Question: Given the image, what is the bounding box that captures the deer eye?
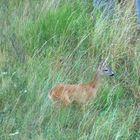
[104,69,108,71]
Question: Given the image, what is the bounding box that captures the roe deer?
[48,60,114,106]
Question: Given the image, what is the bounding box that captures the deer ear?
[97,57,108,68]
[100,60,106,66]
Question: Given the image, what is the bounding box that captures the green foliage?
[21,2,92,55]
[0,0,140,140]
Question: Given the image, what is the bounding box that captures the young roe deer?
[48,60,114,106]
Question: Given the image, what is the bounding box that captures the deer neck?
[89,71,102,89]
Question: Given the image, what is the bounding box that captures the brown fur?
[48,71,102,106]
[48,60,114,107]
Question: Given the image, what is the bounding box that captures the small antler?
[103,56,109,65]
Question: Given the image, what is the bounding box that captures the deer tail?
[48,90,53,100]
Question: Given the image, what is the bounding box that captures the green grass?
[0,0,140,139]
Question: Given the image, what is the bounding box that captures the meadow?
[0,0,140,139]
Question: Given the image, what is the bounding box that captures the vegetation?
[0,0,139,139]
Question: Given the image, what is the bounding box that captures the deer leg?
[63,96,71,106]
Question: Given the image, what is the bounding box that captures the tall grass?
[0,0,140,139]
